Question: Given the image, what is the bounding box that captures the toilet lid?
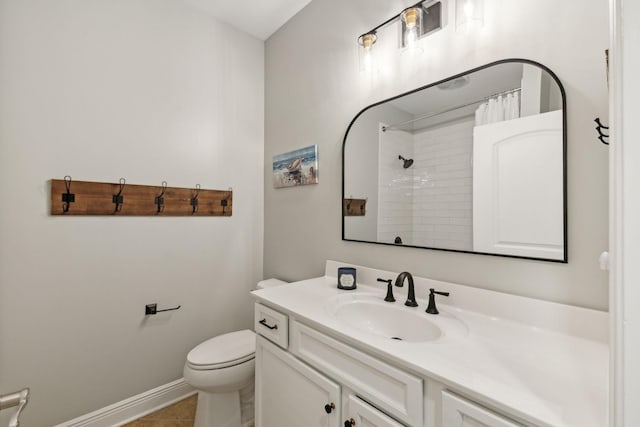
[187,329,256,370]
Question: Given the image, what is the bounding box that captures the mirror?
[343,59,567,262]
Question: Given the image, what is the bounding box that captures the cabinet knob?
[344,418,356,426]
[324,402,335,413]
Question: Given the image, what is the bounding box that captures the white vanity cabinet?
[254,303,417,427]
[289,320,423,426]
[255,333,410,427]
[252,264,608,427]
[255,335,341,427]
[254,302,529,427]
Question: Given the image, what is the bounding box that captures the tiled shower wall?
[378,119,474,250]
[412,119,474,251]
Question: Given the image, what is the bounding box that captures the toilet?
[184,279,287,427]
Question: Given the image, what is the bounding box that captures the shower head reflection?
[398,155,414,169]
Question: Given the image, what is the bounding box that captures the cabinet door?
[345,394,405,427]
[256,336,340,427]
[290,321,423,426]
[442,391,522,427]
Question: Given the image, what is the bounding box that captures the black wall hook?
[61,175,75,213]
[221,187,231,215]
[595,117,609,145]
[155,181,167,213]
[112,178,126,212]
[190,184,200,214]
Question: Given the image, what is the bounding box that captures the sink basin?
[326,293,468,342]
[332,300,441,342]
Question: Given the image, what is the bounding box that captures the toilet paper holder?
[145,303,181,315]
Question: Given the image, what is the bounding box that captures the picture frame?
[273,144,319,188]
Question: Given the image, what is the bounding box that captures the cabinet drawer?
[291,321,422,426]
[442,391,523,427]
[345,394,405,427]
[254,303,288,349]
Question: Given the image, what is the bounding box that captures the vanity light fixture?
[455,0,484,31]
[400,7,423,52]
[357,1,442,72]
[358,32,377,73]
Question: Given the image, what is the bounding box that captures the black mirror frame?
[341,58,568,263]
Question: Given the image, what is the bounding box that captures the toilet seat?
[186,329,255,370]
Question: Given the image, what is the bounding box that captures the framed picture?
[273,144,319,188]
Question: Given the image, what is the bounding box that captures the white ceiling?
[182,0,312,40]
[390,63,525,116]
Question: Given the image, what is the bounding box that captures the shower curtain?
[474,89,521,126]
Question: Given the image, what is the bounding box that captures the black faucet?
[395,272,418,307]
[426,288,450,315]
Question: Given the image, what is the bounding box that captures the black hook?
[595,117,609,145]
[221,187,231,215]
[61,175,75,213]
[113,178,126,212]
[190,184,200,214]
[155,181,167,213]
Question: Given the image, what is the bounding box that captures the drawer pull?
[259,318,278,330]
[324,402,335,413]
[344,418,356,426]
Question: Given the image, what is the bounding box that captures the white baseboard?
[54,378,196,427]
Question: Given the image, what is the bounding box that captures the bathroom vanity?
[251,261,607,427]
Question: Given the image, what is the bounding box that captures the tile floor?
[121,394,196,427]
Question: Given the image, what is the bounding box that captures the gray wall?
[0,1,264,425]
[264,0,609,310]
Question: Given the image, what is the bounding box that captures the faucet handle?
[377,278,395,302]
[426,288,449,315]
[432,289,450,297]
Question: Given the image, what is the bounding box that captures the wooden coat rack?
[343,198,366,216]
[50,177,232,216]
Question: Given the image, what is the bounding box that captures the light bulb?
[404,26,418,48]
[358,33,377,73]
[362,46,372,71]
[401,8,423,53]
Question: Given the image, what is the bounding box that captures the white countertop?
[252,261,608,427]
